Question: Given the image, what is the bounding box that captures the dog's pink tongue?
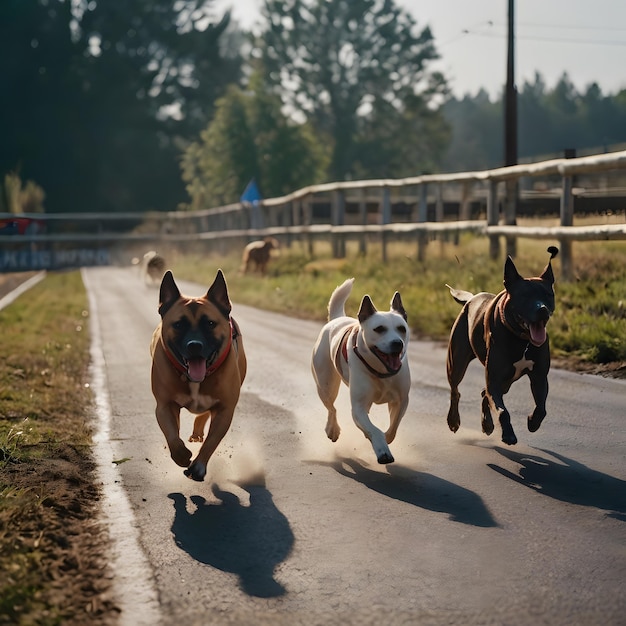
[529,322,547,347]
[386,354,403,372]
[187,358,207,382]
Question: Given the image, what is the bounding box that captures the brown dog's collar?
[162,319,235,381]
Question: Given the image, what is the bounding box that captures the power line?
[448,28,626,48]
[440,19,626,48]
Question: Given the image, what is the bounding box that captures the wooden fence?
[1,150,625,278]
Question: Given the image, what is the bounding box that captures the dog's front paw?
[447,414,460,433]
[188,433,204,443]
[325,422,341,442]
[501,431,518,446]
[377,452,395,464]
[528,409,546,432]
[184,460,206,482]
[170,441,193,467]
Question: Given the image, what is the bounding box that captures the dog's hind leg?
[320,374,342,442]
[446,312,474,433]
[189,411,211,442]
[312,347,343,441]
[480,389,495,435]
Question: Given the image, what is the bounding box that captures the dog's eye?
[172,319,187,331]
[397,326,407,335]
[373,325,386,334]
[202,318,217,330]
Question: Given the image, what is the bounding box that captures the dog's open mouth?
[528,320,548,347]
[371,347,403,373]
[185,357,207,382]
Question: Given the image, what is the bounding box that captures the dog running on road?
[140,250,167,285]
[445,246,559,445]
[150,270,246,481]
[311,278,411,464]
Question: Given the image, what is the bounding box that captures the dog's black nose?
[186,340,205,356]
[390,339,404,354]
[535,303,551,322]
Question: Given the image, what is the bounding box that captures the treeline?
[443,73,626,172]
[2,0,626,215]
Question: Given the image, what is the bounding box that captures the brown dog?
[446,247,558,445]
[240,237,280,274]
[150,270,246,481]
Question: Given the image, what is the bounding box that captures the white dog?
[311,278,411,464]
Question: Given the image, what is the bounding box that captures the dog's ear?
[390,292,408,322]
[158,271,181,317]
[206,269,232,318]
[358,295,377,322]
[540,246,559,284]
[503,256,523,290]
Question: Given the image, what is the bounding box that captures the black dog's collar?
[495,293,531,342]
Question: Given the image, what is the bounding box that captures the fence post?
[435,184,444,222]
[303,195,314,256]
[560,174,574,280]
[417,183,428,261]
[504,179,517,257]
[418,183,428,222]
[487,180,500,259]
[331,190,346,258]
[381,186,391,262]
[358,188,367,255]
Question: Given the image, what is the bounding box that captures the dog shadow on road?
[308,457,497,528]
[168,485,294,598]
[488,447,626,522]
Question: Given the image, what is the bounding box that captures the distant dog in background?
[445,246,559,446]
[139,251,167,285]
[240,237,280,275]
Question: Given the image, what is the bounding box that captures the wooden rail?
[1,149,625,277]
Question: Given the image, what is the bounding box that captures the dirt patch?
[1,445,120,625]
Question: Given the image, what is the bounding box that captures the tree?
[256,0,448,181]
[0,0,243,213]
[442,90,502,171]
[181,72,329,209]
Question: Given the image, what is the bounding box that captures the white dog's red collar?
[335,326,401,379]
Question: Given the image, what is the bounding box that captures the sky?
[215,0,626,99]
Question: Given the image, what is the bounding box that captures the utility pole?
[503,0,517,256]
[505,0,517,167]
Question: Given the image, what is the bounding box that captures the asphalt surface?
[83,266,626,626]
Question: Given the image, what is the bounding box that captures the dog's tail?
[328,278,355,320]
[446,283,475,305]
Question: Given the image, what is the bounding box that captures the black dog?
[445,247,559,445]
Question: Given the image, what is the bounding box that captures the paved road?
[83,266,626,626]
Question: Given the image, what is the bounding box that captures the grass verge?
[169,234,626,374]
[0,271,117,626]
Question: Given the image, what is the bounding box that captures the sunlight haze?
[216,0,626,99]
